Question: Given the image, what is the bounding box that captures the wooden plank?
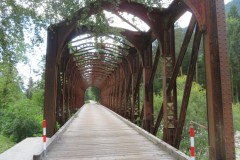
[46,103,188,160]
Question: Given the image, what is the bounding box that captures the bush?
[176,76,208,158]
[0,99,42,142]
[0,135,15,153]
[153,76,208,158]
[233,103,240,132]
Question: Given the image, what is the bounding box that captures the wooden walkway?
[45,103,189,160]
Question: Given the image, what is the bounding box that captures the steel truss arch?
[44,1,235,159]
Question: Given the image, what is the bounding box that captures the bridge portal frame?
[44,0,235,159]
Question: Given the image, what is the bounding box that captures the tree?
[227,5,240,102]
[26,77,34,99]
[85,87,100,102]
[0,0,45,105]
[0,98,42,142]
[0,0,46,146]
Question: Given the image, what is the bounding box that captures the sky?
[178,0,232,28]
[17,0,233,87]
[225,0,232,3]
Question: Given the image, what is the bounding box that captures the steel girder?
[44,0,235,159]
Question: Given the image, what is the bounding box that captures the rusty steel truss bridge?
[43,0,236,159]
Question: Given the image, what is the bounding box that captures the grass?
[0,134,15,154]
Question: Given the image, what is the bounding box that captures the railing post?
[43,120,47,159]
[190,126,195,160]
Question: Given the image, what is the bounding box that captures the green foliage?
[153,93,162,118]
[0,0,45,141]
[0,98,42,142]
[233,103,240,132]
[175,25,205,85]
[0,84,23,108]
[0,66,24,108]
[225,0,240,14]
[0,71,43,145]
[44,0,164,23]
[153,76,208,158]
[0,0,45,64]
[0,135,15,153]
[85,86,100,102]
[85,100,90,103]
[227,6,240,102]
[152,40,162,94]
[176,76,208,158]
[31,89,44,107]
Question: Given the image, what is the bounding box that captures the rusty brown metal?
[143,42,154,133]
[162,26,177,145]
[204,0,235,159]
[44,0,235,159]
[44,29,58,136]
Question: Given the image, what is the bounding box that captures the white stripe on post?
[190,137,194,147]
[190,126,195,160]
[43,128,46,136]
[43,120,47,158]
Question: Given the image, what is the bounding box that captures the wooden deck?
[46,103,189,160]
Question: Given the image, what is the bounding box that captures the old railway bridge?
[42,0,236,159]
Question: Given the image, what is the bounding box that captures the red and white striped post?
[43,120,47,158]
[190,126,195,160]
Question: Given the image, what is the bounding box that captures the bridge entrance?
[43,0,236,159]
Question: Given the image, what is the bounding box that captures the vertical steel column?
[119,67,124,116]
[204,0,235,159]
[107,80,111,108]
[162,26,177,145]
[143,43,153,133]
[56,65,62,125]
[113,74,117,112]
[44,29,58,137]
[110,78,114,110]
[124,70,131,118]
[123,63,129,118]
[67,62,75,117]
[107,81,110,107]
[62,55,74,124]
[59,53,69,125]
[134,66,142,122]
[131,61,136,122]
[116,68,121,114]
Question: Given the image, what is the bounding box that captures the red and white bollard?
[43,120,47,158]
[190,126,195,160]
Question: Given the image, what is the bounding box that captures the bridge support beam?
[143,43,154,133]
[204,0,235,159]
[162,26,177,145]
[43,1,236,159]
[44,29,58,137]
